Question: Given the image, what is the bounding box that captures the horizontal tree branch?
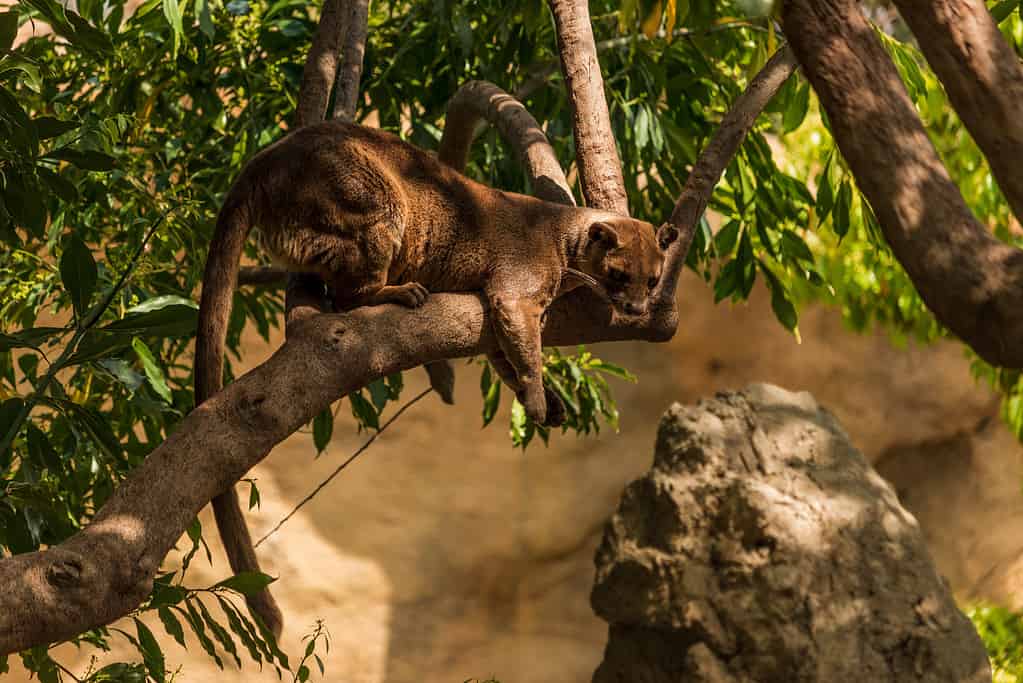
[892,0,1023,222]
[782,0,1023,368]
[0,35,794,655]
[438,80,575,206]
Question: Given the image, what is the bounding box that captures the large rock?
[591,384,991,683]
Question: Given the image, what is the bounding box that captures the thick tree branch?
[547,0,629,213]
[438,80,576,206]
[654,46,798,309]
[782,0,1023,369]
[0,22,796,655]
[330,0,369,121]
[892,0,1023,222]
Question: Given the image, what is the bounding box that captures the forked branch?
[782,0,1023,368]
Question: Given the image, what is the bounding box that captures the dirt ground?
[8,272,1021,682]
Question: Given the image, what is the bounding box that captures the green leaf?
[162,0,183,56]
[0,326,63,352]
[367,378,390,412]
[196,597,242,668]
[217,597,263,665]
[37,166,78,203]
[783,81,810,133]
[759,261,800,336]
[34,116,79,140]
[134,618,166,683]
[46,398,122,460]
[312,406,333,454]
[349,390,379,431]
[833,181,852,239]
[480,363,501,427]
[0,12,17,52]
[214,571,277,596]
[102,304,198,337]
[247,479,260,510]
[158,607,186,648]
[714,220,741,256]
[0,397,25,451]
[780,230,814,264]
[60,236,98,320]
[0,54,42,92]
[178,602,224,669]
[991,0,1019,23]
[44,147,116,171]
[26,424,61,472]
[128,295,198,314]
[132,337,173,403]
[0,86,38,154]
[196,0,215,38]
[67,330,132,365]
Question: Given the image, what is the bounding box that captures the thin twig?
[254,388,432,547]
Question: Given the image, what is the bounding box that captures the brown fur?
[194,120,677,635]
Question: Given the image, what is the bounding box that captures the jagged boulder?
[591,384,991,683]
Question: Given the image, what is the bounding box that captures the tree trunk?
[782,0,1023,369]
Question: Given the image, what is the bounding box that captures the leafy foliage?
[969,604,1023,681]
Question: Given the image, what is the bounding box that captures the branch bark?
[330,0,369,121]
[781,0,1023,368]
[0,32,794,656]
[438,80,575,206]
[654,46,798,309]
[891,0,1023,222]
[295,0,346,128]
[547,0,628,213]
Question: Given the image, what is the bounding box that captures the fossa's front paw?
[391,282,429,307]
[520,385,548,426]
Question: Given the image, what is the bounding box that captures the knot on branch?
[46,557,83,588]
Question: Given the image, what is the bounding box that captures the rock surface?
[592,384,991,683]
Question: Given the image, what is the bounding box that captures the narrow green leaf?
[196,0,215,37]
[132,337,173,403]
[60,237,98,319]
[367,378,390,412]
[312,406,333,454]
[214,571,277,596]
[196,597,242,668]
[158,607,186,648]
[217,597,263,665]
[37,166,78,203]
[67,330,132,365]
[0,326,63,352]
[134,618,166,683]
[349,391,379,431]
[102,304,198,337]
[33,116,79,140]
[178,602,224,668]
[991,0,1019,23]
[162,0,183,56]
[247,479,261,510]
[0,11,17,51]
[833,181,852,239]
[783,81,810,134]
[44,147,116,171]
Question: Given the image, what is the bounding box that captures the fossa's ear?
[656,223,679,251]
[588,222,620,249]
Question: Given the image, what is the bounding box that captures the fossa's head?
[580,216,678,317]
